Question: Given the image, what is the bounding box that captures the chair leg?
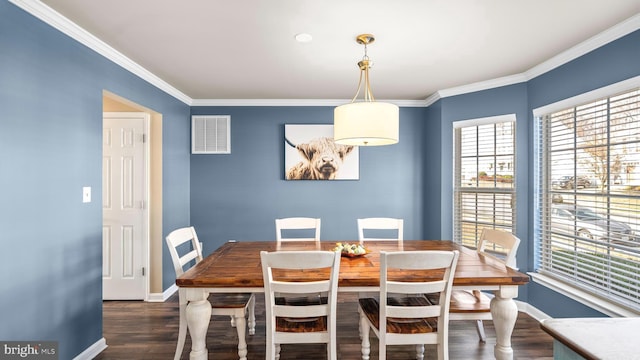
[476,319,487,343]
[234,314,248,360]
[416,344,424,360]
[248,294,256,335]
[437,342,446,360]
[275,344,281,360]
[230,315,236,327]
[359,313,370,360]
[266,327,275,360]
[379,337,386,360]
[329,338,337,360]
[174,303,187,360]
[357,307,363,339]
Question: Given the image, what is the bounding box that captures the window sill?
[528,272,639,317]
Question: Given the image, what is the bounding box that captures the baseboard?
[523,303,553,322]
[73,337,107,360]
[147,292,165,302]
[147,284,178,302]
[516,300,552,322]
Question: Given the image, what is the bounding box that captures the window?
[454,115,516,251]
[535,84,640,312]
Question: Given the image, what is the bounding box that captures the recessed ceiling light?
[295,33,313,43]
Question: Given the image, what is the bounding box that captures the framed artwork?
[284,124,359,180]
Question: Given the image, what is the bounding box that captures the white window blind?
[535,87,640,311]
[454,115,516,250]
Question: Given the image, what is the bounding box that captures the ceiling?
[37,0,640,102]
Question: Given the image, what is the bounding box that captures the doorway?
[102,92,163,301]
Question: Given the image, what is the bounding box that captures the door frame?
[103,111,151,300]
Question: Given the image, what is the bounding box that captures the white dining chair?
[275,217,321,248]
[448,228,520,342]
[357,217,404,245]
[274,217,325,306]
[260,250,341,360]
[359,250,459,360]
[356,217,404,311]
[166,227,256,360]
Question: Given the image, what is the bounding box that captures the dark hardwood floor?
[95,293,554,359]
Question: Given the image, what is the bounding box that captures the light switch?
[83,186,91,203]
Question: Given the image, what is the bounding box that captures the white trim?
[532,75,640,117]
[189,12,639,104]
[9,0,640,107]
[9,2,639,106]
[517,300,552,322]
[192,98,344,107]
[9,0,192,105]
[147,293,164,302]
[529,272,640,317]
[437,13,640,100]
[452,113,517,128]
[438,74,528,99]
[165,284,179,300]
[143,115,151,301]
[190,98,427,107]
[424,92,441,107]
[72,338,107,360]
[525,13,640,81]
[148,284,178,302]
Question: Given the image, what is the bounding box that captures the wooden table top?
[176,240,530,289]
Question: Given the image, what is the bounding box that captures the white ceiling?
[34,0,640,102]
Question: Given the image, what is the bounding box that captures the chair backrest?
[379,250,459,343]
[166,226,203,277]
[357,217,403,244]
[275,217,321,246]
[477,228,520,269]
[260,250,340,343]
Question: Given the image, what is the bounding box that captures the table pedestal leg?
[186,289,211,360]
[490,286,518,360]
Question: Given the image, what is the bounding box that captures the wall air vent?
[191,115,230,154]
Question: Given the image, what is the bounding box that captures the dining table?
[176,240,530,360]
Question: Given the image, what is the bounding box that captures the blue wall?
[189,106,430,255]
[0,2,191,359]
[423,101,443,239]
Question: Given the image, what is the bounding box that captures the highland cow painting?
[284,124,359,180]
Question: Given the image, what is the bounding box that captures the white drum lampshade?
[334,102,399,146]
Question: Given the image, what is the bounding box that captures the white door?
[103,112,149,300]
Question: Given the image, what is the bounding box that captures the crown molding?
[190,98,427,107]
[524,12,640,81]
[423,92,442,107]
[437,74,528,99]
[9,0,193,105]
[428,12,640,103]
[192,99,347,107]
[11,1,639,108]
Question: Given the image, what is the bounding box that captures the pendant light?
[334,34,399,146]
